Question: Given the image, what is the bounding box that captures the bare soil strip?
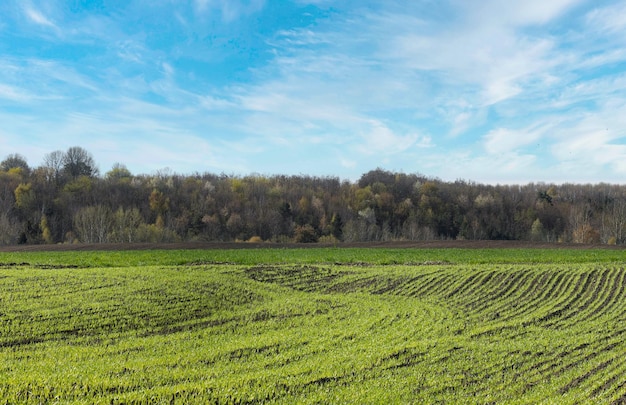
[2,240,626,252]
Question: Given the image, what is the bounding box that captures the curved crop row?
[244,263,626,403]
[3,257,626,404]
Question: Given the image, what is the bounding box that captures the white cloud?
[116,40,146,64]
[31,60,99,92]
[388,15,563,107]
[483,123,551,155]
[23,4,56,28]
[199,95,236,110]
[0,84,36,102]
[547,98,626,178]
[204,1,596,178]
[194,0,265,22]
[461,0,583,27]
[162,62,175,77]
[415,148,540,184]
[5,0,626,184]
[356,120,430,156]
[274,28,332,47]
[339,156,357,169]
[0,97,248,175]
[585,2,626,34]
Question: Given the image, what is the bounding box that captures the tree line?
[1,147,626,245]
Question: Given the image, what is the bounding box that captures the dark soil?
[0,240,624,252]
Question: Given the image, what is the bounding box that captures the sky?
[1,0,626,184]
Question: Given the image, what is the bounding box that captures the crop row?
[243,263,626,403]
[2,260,626,403]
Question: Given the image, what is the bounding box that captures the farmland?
[1,246,626,403]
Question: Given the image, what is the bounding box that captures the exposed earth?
[1,240,624,252]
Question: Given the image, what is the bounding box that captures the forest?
[1,146,626,245]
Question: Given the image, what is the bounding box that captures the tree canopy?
[1,149,625,245]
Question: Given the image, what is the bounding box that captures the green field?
[2,247,626,404]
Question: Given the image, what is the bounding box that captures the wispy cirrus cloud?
[551,99,626,169]
[22,3,57,28]
[483,126,544,156]
[0,83,39,103]
[3,0,626,183]
[180,0,626,180]
[585,2,626,34]
[384,2,578,108]
[194,0,265,21]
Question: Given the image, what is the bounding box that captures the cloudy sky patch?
[0,0,625,183]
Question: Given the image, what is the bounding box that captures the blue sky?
[1,0,626,183]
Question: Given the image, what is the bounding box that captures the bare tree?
[63,146,99,179]
[604,193,626,244]
[73,205,113,243]
[42,150,65,184]
[110,207,143,243]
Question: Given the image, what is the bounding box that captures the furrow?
[392,273,432,298]
[530,335,626,388]
[588,268,626,323]
[589,354,626,401]
[546,268,607,327]
[464,269,528,315]
[414,273,456,297]
[608,268,626,321]
[528,272,587,326]
[482,270,539,321]
[498,270,559,323]
[459,271,506,313]
[443,269,488,299]
[565,267,622,325]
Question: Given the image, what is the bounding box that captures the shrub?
[294,225,318,243]
[318,235,339,244]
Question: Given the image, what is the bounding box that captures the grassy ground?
[1,248,626,403]
[1,245,625,267]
